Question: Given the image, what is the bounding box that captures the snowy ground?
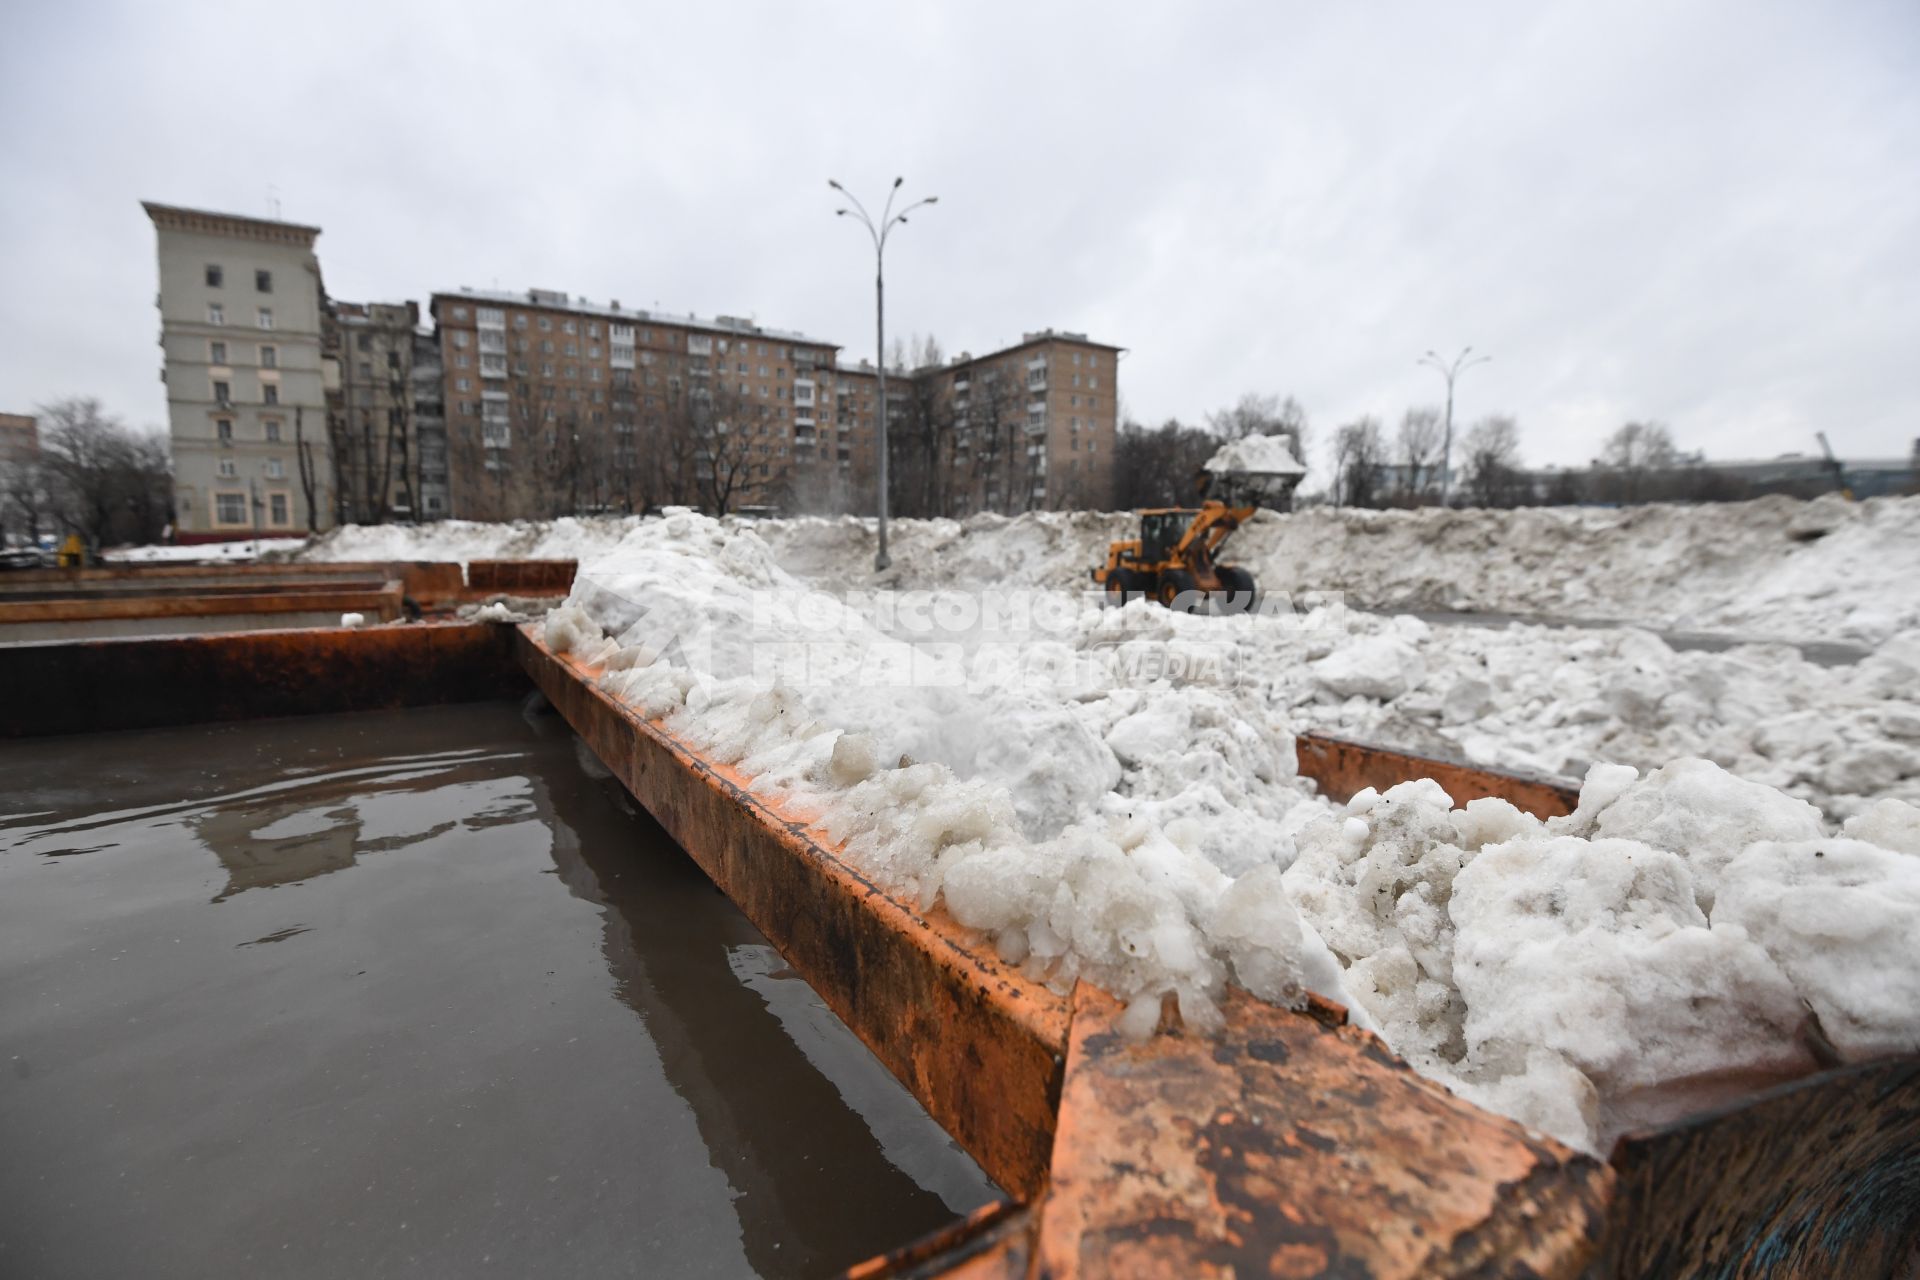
[530,509,1920,1155]
[298,493,1920,644]
[102,537,307,564]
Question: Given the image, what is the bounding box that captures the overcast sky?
[2,0,1915,477]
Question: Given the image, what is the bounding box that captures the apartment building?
[142,202,332,539]
[411,330,449,518]
[430,288,845,520]
[324,300,421,524]
[835,331,1121,516]
[0,412,36,462]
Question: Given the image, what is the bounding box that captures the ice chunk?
[1309,634,1426,700]
[1713,838,1920,1059]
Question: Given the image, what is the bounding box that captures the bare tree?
[36,397,173,548]
[1595,420,1679,503]
[1331,416,1387,509]
[1459,415,1527,508]
[1394,407,1445,503]
[0,446,47,546]
[1112,417,1218,508]
[293,405,322,532]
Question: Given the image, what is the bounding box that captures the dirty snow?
[281,499,1920,1149]
[529,509,1920,1154]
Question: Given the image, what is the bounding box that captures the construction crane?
[1816,432,1853,500]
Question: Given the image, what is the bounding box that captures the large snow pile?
[750,495,1920,644]
[295,495,1920,645]
[542,511,1920,1154]
[543,510,1342,1035]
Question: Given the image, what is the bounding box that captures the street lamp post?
[1418,346,1491,505]
[830,177,937,572]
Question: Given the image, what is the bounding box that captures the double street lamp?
[1418,346,1491,505]
[830,177,937,571]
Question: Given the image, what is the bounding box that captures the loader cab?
[1139,509,1199,565]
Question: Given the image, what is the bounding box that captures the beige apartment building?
[430,288,852,520]
[143,203,333,539]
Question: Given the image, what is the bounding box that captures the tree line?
[1,398,173,550]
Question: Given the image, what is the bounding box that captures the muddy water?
[0,701,999,1278]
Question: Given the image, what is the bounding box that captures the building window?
[263,384,279,406]
[255,269,272,293]
[513,314,527,330]
[269,492,290,525]
[264,420,282,443]
[216,418,233,443]
[215,492,248,525]
[209,340,227,364]
[212,379,231,405]
[205,264,223,288]
[563,320,577,335]
[267,458,285,479]
[453,330,470,348]
[259,345,276,368]
[217,458,237,478]
[454,306,470,320]
[207,303,224,325]
[456,377,470,391]
[257,308,273,329]
[538,317,551,332]
[359,361,372,378]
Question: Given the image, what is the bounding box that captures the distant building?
[430,288,844,520]
[142,202,333,539]
[0,412,36,461]
[411,330,449,519]
[324,300,421,524]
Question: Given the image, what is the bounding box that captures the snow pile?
[1205,435,1305,476]
[541,511,1920,1155]
[293,495,1920,645]
[1285,763,1920,1153]
[545,509,1340,1033]
[1233,494,1920,644]
[298,515,642,566]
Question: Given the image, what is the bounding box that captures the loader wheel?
[1104,567,1145,606]
[1158,568,1201,614]
[1215,566,1257,614]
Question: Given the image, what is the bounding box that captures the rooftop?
[141,201,322,245]
[433,287,840,350]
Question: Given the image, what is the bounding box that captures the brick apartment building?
[429,288,1120,521]
[881,330,1120,515]
[430,289,857,521]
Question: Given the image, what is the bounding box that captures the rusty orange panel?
[0,620,524,737]
[1035,984,1611,1278]
[0,581,405,625]
[1296,730,1581,818]
[513,627,1069,1200]
[467,559,576,595]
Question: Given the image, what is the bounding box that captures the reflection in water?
[0,702,997,1279]
[525,702,999,1276]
